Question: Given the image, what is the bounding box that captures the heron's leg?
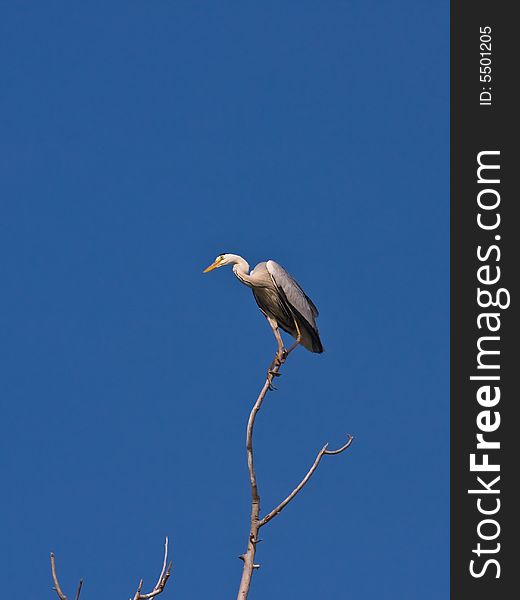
[286,339,301,355]
[286,316,302,355]
[266,317,286,368]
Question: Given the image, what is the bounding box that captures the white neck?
[227,254,253,286]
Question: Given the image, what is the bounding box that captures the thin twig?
[74,579,84,600]
[152,536,170,592]
[259,435,354,527]
[51,538,170,600]
[132,537,172,600]
[50,552,83,600]
[324,438,355,455]
[50,553,67,600]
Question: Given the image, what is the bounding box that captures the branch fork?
[131,537,172,600]
[50,553,83,600]
[50,537,172,600]
[237,336,354,599]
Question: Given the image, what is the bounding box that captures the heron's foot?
[267,374,278,391]
[268,370,281,377]
[276,348,287,363]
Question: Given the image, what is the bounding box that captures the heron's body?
[203,253,323,354]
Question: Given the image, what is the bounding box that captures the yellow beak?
[203,260,220,273]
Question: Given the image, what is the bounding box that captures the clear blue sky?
[0,2,448,598]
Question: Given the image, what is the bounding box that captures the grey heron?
[203,253,323,357]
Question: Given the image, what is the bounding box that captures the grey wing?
[265,260,319,327]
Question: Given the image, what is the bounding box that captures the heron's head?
[203,253,233,273]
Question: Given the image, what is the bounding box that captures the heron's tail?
[299,316,324,354]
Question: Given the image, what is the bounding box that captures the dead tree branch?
[74,580,84,600]
[50,537,171,600]
[236,351,283,599]
[236,343,354,600]
[131,537,172,600]
[50,553,83,600]
[259,436,354,527]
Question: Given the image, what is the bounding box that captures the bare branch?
[237,349,284,600]
[50,552,82,600]
[237,328,355,599]
[50,538,170,600]
[74,580,84,600]
[153,536,170,592]
[132,537,172,600]
[132,579,144,600]
[50,553,67,600]
[324,438,355,455]
[259,435,354,528]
